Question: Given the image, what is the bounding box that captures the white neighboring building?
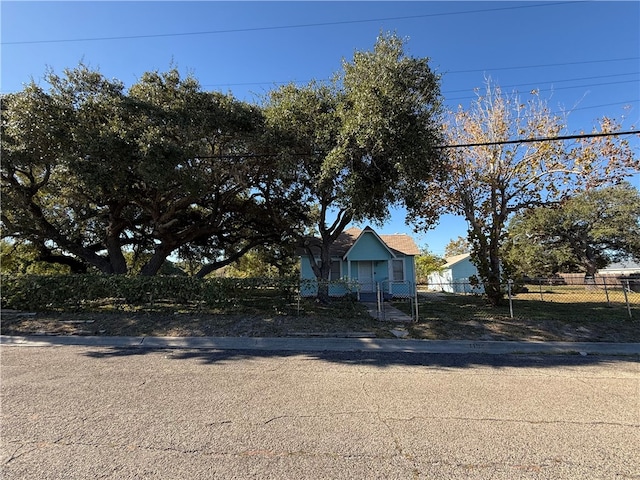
[427,253,484,294]
[598,259,640,276]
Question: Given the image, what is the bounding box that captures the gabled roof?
[443,253,472,268]
[299,226,420,257]
[342,226,397,259]
[380,232,421,256]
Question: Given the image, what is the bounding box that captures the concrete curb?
[2,335,639,356]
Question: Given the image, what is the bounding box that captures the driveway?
[2,346,638,479]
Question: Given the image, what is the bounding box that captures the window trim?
[329,259,342,280]
[391,259,405,282]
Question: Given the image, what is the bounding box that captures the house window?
[392,259,404,281]
[330,260,341,280]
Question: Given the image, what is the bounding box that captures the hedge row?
[1,274,301,311]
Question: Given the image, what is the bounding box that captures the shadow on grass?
[396,295,639,343]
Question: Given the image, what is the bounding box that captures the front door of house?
[358,261,374,293]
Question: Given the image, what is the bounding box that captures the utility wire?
[445,57,639,75]
[563,100,639,114]
[3,1,580,45]
[202,63,639,90]
[443,72,639,95]
[202,70,640,115]
[439,130,640,149]
[445,79,640,103]
[5,65,636,108]
[194,130,640,159]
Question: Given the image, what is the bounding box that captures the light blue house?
[427,253,485,294]
[299,226,420,299]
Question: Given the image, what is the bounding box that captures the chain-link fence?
[422,276,639,320]
[4,274,638,323]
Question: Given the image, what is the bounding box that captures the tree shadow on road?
[79,346,639,370]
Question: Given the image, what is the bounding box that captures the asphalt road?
[1,346,638,479]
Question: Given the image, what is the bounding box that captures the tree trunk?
[140,245,173,276]
[467,217,504,307]
[316,248,332,304]
[105,236,127,274]
[307,242,332,304]
[194,243,260,278]
[485,238,504,306]
[37,251,88,274]
[304,206,352,304]
[105,211,129,274]
[28,197,117,274]
[583,246,599,290]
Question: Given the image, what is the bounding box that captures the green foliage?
[503,219,579,277]
[3,36,444,284]
[263,33,445,302]
[338,32,445,222]
[0,274,304,312]
[1,240,71,275]
[415,246,445,283]
[444,236,471,257]
[504,183,640,277]
[220,241,301,279]
[1,64,304,277]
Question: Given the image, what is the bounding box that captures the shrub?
[0,274,300,312]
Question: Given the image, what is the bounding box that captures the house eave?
[341,226,397,261]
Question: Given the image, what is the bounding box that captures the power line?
[202,69,639,91]
[5,60,635,102]
[562,100,639,114]
[444,79,640,103]
[442,72,639,95]
[200,71,640,117]
[440,130,640,149]
[193,130,640,158]
[200,64,640,112]
[2,1,580,45]
[444,57,639,75]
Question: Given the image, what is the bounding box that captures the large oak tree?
[1,65,305,275]
[263,33,446,301]
[504,183,640,278]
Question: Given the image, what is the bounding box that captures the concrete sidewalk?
[361,302,414,322]
[2,335,639,355]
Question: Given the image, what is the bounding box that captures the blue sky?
[2,1,639,256]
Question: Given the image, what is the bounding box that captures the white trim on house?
[298,225,419,299]
[310,256,343,280]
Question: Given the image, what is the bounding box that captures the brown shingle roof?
[299,227,420,257]
[379,233,421,256]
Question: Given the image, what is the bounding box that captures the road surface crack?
[359,379,417,468]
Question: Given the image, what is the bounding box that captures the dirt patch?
[2,308,638,342]
[407,315,639,342]
[0,310,395,339]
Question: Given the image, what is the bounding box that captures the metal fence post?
[507,279,514,318]
[622,279,632,320]
[376,282,384,321]
[416,284,419,322]
[602,276,610,306]
[539,280,544,301]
